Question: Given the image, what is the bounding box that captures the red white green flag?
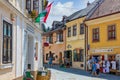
[35,2,53,23]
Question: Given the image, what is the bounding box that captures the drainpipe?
[83,21,88,71]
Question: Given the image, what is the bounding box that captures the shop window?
[108,25,116,40]
[79,49,84,62]
[3,20,12,64]
[73,49,84,62]
[92,28,99,42]
[73,25,77,36]
[80,23,84,34]
[26,0,31,12]
[68,27,71,37]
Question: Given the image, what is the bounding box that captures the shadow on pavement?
[44,64,120,80]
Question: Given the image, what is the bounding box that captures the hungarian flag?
[35,2,53,23]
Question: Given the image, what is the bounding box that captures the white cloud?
[45,1,77,27]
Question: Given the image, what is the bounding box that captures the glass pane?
[8,25,11,36]
[3,38,7,63]
[8,39,11,49]
[26,0,31,11]
[3,38,7,49]
[3,23,7,35]
[7,50,11,62]
[33,1,39,8]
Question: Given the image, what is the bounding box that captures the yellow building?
[66,17,85,69]
[65,0,101,70]
[85,0,120,73]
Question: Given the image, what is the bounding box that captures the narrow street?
[45,65,120,80]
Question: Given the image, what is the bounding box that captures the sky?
[45,0,95,28]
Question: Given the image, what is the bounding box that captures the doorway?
[59,52,62,64]
[64,50,72,66]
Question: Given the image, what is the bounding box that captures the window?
[92,28,99,42]
[3,21,12,64]
[80,23,84,34]
[73,49,84,62]
[56,32,63,42]
[79,49,84,62]
[108,25,116,40]
[73,25,77,36]
[46,34,53,43]
[26,0,31,12]
[68,27,71,37]
[33,0,39,13]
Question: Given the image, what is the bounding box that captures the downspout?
[83,21,88,71]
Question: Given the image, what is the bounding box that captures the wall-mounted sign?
[44,42,49,47]
[91,48,113,53]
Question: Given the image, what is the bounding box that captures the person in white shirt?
[87,59,92,72]
[102,60,106,73]
[111,60,116,70]
[105,60,110,73]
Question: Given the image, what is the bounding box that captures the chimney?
[62,16,67,23]
[87,1,91,6]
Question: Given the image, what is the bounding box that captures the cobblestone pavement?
[44,65,120,80]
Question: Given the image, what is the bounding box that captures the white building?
[0,0,43,80]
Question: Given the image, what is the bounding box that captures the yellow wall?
[86,13,120,55]
[66,17,85,69]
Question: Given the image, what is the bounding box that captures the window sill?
[92,40,99,43]
[56,41,63,44]
[0,63,13,69]
[108,39,116,41]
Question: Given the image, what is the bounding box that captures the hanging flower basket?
[30,10,38,22]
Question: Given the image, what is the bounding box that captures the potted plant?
[30,10,38,22]
[36,69,51,80]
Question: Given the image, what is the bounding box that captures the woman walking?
[92,62,97,76]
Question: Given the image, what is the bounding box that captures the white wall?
[16,16,22,77]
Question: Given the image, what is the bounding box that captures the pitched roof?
[88,0,120,20]
[67,0,102,21]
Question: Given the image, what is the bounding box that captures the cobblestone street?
[45,65,120,80]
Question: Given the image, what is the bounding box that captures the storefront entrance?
[59,52,62,64]
[64,50,72,67]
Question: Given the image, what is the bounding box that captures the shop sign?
[92,48,113,53]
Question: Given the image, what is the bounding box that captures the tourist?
[48,56,53,67]
[87,59,92,73]
[96,61,100,76]
[106,60,110,73]
[111,60,116,70]
[92,62,97,76]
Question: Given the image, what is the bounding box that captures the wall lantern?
[10,13,15,21]
[67,44,72,49]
